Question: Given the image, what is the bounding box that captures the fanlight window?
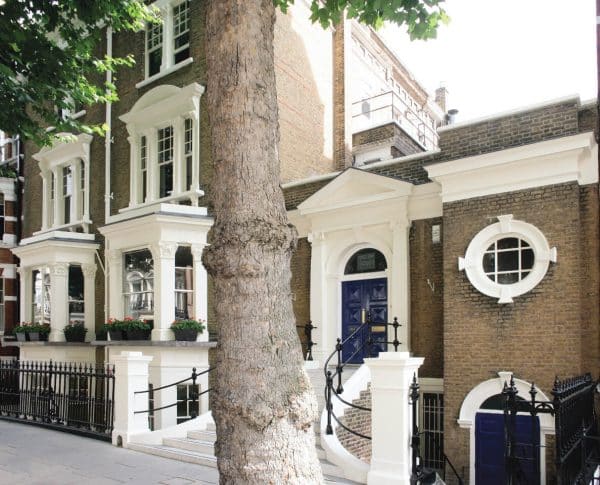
[344,248,387,275]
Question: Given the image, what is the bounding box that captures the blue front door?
[475,412,540,485]
[341,278,388,363]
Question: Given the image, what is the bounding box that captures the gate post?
[112,351,153,447]
[365,351,424,485]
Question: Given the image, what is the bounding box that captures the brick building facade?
[9,1,444,431]
[285,96,599,483]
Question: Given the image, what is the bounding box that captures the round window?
[482,237,534,284]
[459,215,556,304]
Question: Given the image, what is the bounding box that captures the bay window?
[68,265,84,325]
[120,83,204,210]
[32,267,51,325]
[33,134,92,233]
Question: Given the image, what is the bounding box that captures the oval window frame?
[458,215,557,304]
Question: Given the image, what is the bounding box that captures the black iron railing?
[134,367,213,427]
[296,321,316,361]
[0,360,115,441]
[323,314,403,440]
[410,375,463,485]
[503,373,600,485]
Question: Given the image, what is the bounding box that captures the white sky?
[380,0,597,122]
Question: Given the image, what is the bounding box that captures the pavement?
[0,420,219,484]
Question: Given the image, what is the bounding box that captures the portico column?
[308,231,327,363]
[82,264,96,342]
[365,352,424,485]
[52,167,61,225]
[151,242,177,341]
[49,262,69,342]
[191,243,208,342]
[17,267,32,323]
[391,220,410,352]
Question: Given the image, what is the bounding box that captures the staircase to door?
[127,366,362,484]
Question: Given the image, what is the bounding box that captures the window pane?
[497,250,519,271]
[159,163,173,198]
[482,253,495,273]
[68,265,84,325]
[148,49,162,77]
[522,248,534,270]
[177,400,187,416]
[177,384,187,400]
[498,273,519,284]
[344,248,387,274]
[175,247,193,320]
[123,250,154,318]
[497,237,518,250]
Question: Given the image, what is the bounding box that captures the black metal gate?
[0,360,115,441]
[503,373,600,485]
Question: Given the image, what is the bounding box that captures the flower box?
[64,323,87,342]
[124,329,151,341]
[172,328,198,341]
[171,319,205,341]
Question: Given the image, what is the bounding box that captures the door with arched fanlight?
[341,248,388,363]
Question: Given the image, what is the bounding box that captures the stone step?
[163,437,215,455]
[206,422,216,431]
[127,442,217,468]
[188,429,216,442]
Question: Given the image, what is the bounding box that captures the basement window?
[459,215,556,304]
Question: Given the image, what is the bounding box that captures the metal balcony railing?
[351,91,438,151]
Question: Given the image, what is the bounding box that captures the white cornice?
[32,133,93,170]
[120,83,205,134]
[426,132,598,203]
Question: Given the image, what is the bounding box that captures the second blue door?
[341,278,388,363]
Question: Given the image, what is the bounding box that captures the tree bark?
[203,1,324,484]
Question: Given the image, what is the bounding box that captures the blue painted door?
[475,412,540,485]
[341,278,388,363]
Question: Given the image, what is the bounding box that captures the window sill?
[136,58,194,90]
[34,219,92,236]
[120,189,204,214]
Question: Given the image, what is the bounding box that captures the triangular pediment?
[298,168,413,215]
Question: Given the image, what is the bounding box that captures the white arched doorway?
[457,371,555,485]
[338,246,389,363]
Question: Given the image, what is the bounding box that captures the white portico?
[288,168,441,362]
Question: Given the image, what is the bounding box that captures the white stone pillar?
[309,231,327,362]
[82,264,96,342]
[172,116,185,194]
[111,351,153,447]
[49,262,69,342]
[191,243,208,342]
[365,352,424,485]
[151,242,177,341]
[391,219,410,352]
[17,267,31,322]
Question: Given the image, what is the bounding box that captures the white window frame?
[143,0,191,83]
[32,134,92,234]
[120,83,204,211]
[458,215,557,304]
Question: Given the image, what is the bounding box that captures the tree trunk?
[203,1,324,484]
